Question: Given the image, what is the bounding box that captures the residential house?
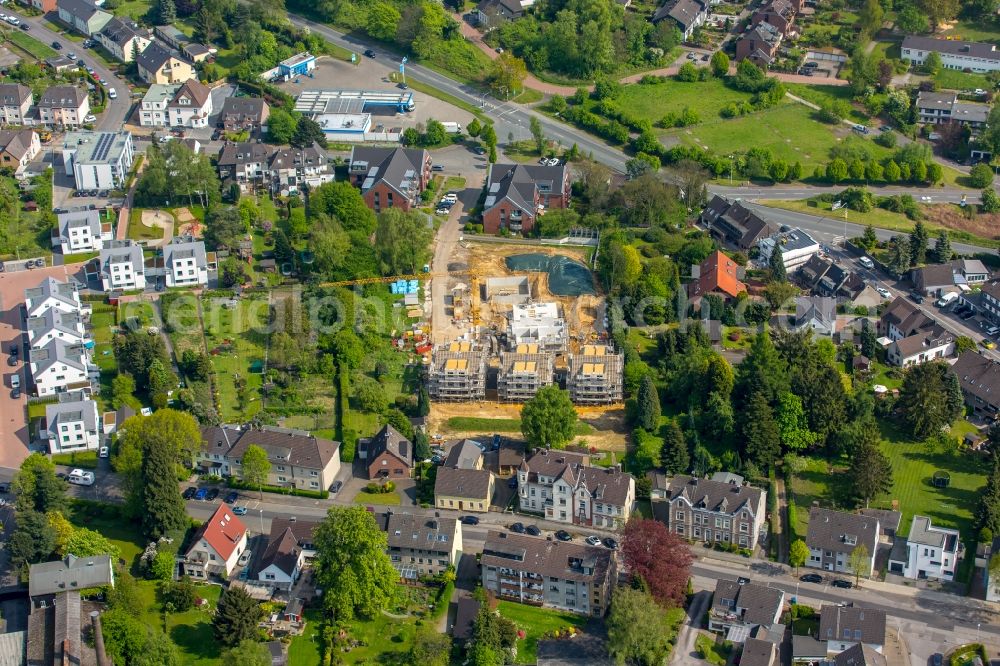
[661,474,767,550]
[427,341,488,401]
[475,0,535,29]
[887,515,961,581]
[901,35,1000,74]
[29,554,114,607]
[56,0,112,37]
[61,130,134,190]
[98,240,146,291]
[952,259,990,284]
[359,424,413,479]
[757,228,819,272]
[26,309,87,350]
[219,97,270,133]
[348,146,432,214]
[435,466,495,513]
[951,350,1000,417]
[182,43,213,63]
[135,42,195,85]
[819,604,886,656]
[740,637,780,666]
[37,86,90,128]
[24,277,83,319]
[565,344,624,405]
[688,249,747,304]
[708,578,785,643]
[736,21,782,68]
[833,644,887,666]
[216,142,273,187]
[0,129,41,176]
[254,518,318,590]
[217,142,332,194]
[879,297,934,341]
[886,324,954,367]
[223,426,341,492]
[30,339,95,396]
[167,79,213,128]
[154,25,189,50]
[804,507,879,576]
[43,391,100,454]
[481,531,616,616]
[981,281,1000,324]
[915,91,957,124]
[96,17,151,63]
[183,503,249,578]
[30,0,58,12]
[517,450,636,528]
[55,208,110,253]
[700,196,779,250]
[163,237,209,288]
[0,83,32,125]
[483,163,571,234]
[651,0,709,41]
[794,296,836,336]
[380,511,463,579]
[911,264,958,297]
[752,0,798,37]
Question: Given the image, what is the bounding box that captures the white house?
[56,0,112,37]
[0,84,33,125]
[887,515,962,581]
[95,17,150,63]
[55,208,111,253]
[517,450,635,528]
[254,518,317,591]
[805,507,879,577]
[901,35,1000,74]
[163,238,209,288]
[44,391,101,453]
[26,309,88,350]
[29,339,95,397]
[138,84,174,127]
[98,240,146,291]
[37,86,91,128]
[819,604,886,656]
[62,131,134,190]
[141,80,213,128]
[24,277,84,319]
[183,503,248,578]
[757,227,820,272]
[885,327,954,367]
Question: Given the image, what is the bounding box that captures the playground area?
[175,207,202,238]
[138,209,173,246]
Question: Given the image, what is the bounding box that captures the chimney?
[91,611,110,666]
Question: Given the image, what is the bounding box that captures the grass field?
[127,208,171,242]
[941,18,1000,44]
[353,489,401,505]
[445,416,595,436]
[935,68,994,92]
[203,295,267,421]
[616,78,750,123]
[288,608,324,665]
[3,28,58,59]
[497,601,591,665]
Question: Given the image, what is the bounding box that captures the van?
[107,88,117,99]
[859,256,874,269]
[935,292,958,308]
[9,373,19,389]
[67,469,95,486]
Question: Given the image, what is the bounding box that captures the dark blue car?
[194,488,208,501]
[224,491,238,504]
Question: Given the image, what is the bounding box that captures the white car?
[158,135,174,143]
[435,207,449,216]
[876,287,891,299]
[975,88,987,96]
[441,193,457,204]
[0,14,9,21]
[98,446,109,458]
[5,16,18,25]
[585,535,602,546]
[83,114,96,123]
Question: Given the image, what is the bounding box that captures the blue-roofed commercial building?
[277,52,317,80]
[61,130,134,190]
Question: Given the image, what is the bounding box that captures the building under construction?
[509,302,567,352]
[427,341,487,401]
[566,345,624,405]
[497,344,554,402]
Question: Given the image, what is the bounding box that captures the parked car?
[238,549,251,566]
[910,292,924,304]
[982,339,996,350]
[603,537,619,550]
[510,522,525,533]
[84,114,96,123]
[364,49,376,58]
[331,480,343,494]
[182,486,197,500]
[233,506,248,515]
[585,535,602,546]
[555,530,572,541]
[51,41,62,50]
[431,164,444,172]
[194,488,208,501]
[876,286,892,299]
[98,446,109,458]
[435,208,450,216]
[68,469,94,486]
[461,515,479,525]
[20,22,29,30]
[830,579,852,589]
[931,654,943,666]
[859,256,874,269]
[9,373,19,389]
[224,491,239,504]
[441,193,458,204]
[207,487,220,501]
[525,525,541,536]
[67,52,76,60]
[799,573,823,583]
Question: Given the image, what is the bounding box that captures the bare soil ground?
[923,204,1000,241]
[174,207,203,238]
[140,209,173,247]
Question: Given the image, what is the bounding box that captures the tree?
[970,163,994,189]
[848,543,871,586]
[150,550,175,581]
[466,118,482,137]
[898,361,963,439]
[789,539,809,573]
[977,451,1000,534]
[885,235,911,277]
[621,518,693,607]
[490,53,527,99]
[884,160,901,182]
[355,377,389,414]
[982,188,1000,213]
[469,601,517,664]
[140,429,189,539]
[529,116,545,155]
[742,391,781,470]
[13,453,67,515]
[849,419,893,507]
[220,257,250,288]
[860,224,878,251]
[311,181,377,235]
[366,0,401,41]
[163,576,198,611]
[676,61,699,82]
[156,0,176,24]
[768,245,786,282]
[858,0,883,37]
[313,506,398,620]
[520,385,578,449]
[849,158,866,181]
[789,161,803,181]
[9,510,56,566]
[221,640,270,666]
[897,4,929,32]
[112,372,138,410]
[374,208,434,276]
[710,50,729,78]
[636,375,660,432]
[932,230,952,263]
[776,392,814,452]
[607,587,676,665]
[409,627,451,666]
[292,116,326,149]
[660,420,689,475]
[909,220,928,266]
[241,445,271,501]
[826,158,848,183]
[214,587,264,647]
[64,527,120,560]
[266,108,297,144]
[919,0,959,29]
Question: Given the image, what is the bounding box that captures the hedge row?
[593,99,653,134]
[337,363,355,462]
[561,106,630,145]
[52,450,99,469]
[226,478,329,500]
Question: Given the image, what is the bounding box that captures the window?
[676,511,684,520]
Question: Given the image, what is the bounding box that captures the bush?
[226,478,329,499]
[874,131,897,148]
[52,450,99,469]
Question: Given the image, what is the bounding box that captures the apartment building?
[227,426,340,492]
[55,0,112,37]
[37,86,90,128]
[566,344,624,405]
[217,142,332,194]
[661,474,767,550]
[183,503,248,578]
[805,507,879,577]
[24,277,84,319]
[0,83,32,125]
[55,208,111,253]
[30,339,95,397]
[902,35,1000,74]
[497,345,554,402]
[98,240,146,291]
[219,97,270,133]
[163,237,209,288]
[381,511,462,579]
[481,531,616,616]
[26,309,87,350]
[819,604,886,656]
[482,163,571,235]
[700,196,778,250]
[348,146,432,213]
[879,297,954,367]
[140,80,212,128]
[951,351,1000,418]
[888,515,962,581]
[43,391,100,454]
[427,342,487,401]
[757,228,820,272]
[61,131,134,190]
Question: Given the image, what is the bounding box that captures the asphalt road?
[8,8,131,132]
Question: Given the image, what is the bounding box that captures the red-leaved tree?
[621,518,693,608]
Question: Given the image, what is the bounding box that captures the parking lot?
[275,56,476,133]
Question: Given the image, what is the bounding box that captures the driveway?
[669,590,712,665]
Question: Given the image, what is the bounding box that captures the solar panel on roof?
[92,133,114,162]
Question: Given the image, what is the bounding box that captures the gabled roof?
[269,142,325,171]
[254,527,300,578]
[29,554,112,597]
[27,308,85,343]
[168,78,210,109]
[915,90,958,111]
[912,264,956,290]
[435,466,493,500]
[690,250,747,299]
[880,296,933,334]
[819,604,886,646]
[218,142,273,167]
[366,424,413,467]
[100,16,145,47]
[0,83,31,107]
[952,258,990,277]
[652,0,707,28]
[481,530,613,584]
[794,296,836,330]
[37,86,88,109]
[902,35,1000,63]
[188,503,247,561]
[46,393,99,433]
[350,146,429,200]
[666,475,763,517]
[890,324,953,358]
[57,208,101,237]
[805,507,879,555]
[136,42,184,75]
[570,466,634,508]
[220,96,269,121]
[833,643,887,666]
[519,449,591,481]
[382,512,459,551]
[712,578,784,626]
[952,351,1000,407]
[227,425,339,472]
[57,0,108,22]
[25,277,80,312]
[740,637,778,666]
[269,517,319,549]
[484,162,565,214]
[31,338,89,374]
[0,129,36,161]
[444,439,484,469]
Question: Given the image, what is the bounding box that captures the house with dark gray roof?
[56,0,111,36]
[26,309,87,350]
[135,41,195,85]
[740,637,779,666]
[0,129,40,175]
[482,163,570,235]
[163,237,209,288]
[255,527,303,591]
[37,86,90,128]
[833,643,887,666]
[805,507,879,576]
[902,35,1000,74]
[435,466,495,513]
[43,391,100,454]
[96,16,151,62]
[220,97,270,133]
[879,296,954,367]
[651,0,708,40]
[30,339,95,397]
[794,296,836,336]
[348,146,432,213]
[226,425,341,491]
[0,83,32,124]
[951,350,1000,417]
[445,439,485,469]
[99,240,146,291]
[379,511,462,578]
[55,207,110,253]
[29,554,114,604]
[701,196,779,250]
[911,264,958,297]
[360,424,413,479]
[819,604,886,656]
[708,578,784,643]
[736,21,782,68]
[661,475,767,550]
[518,451,635,528]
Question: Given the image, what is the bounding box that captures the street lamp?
[977,623,981,642]
[259,508,264,535]
[729,155,734,185]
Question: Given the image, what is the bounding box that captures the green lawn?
[3,28,58,59]
[935,68,994,92]
[941,18,1000,44]
[353,490,401,505]
[288,608,324,666]
[615,78,750,123]
[127,208,171,242]
[203,295,267,421]
[496,601,590,665]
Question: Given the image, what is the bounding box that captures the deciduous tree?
[848,543,871,585]
[13,453,67,515]
[241,445,271,500]
[221,640,270,666]
[520,385,578,449]
[374,208,434,276]
[490,53,527,99]
[789,539,809,572]
[621,518,692,607]
[409,627,451,666]
[9,509,56,566]
[607,587,676,665]
[710,51,729,77]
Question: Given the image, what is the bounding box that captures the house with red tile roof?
[688,250,748,304]
[183,503,248,579]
